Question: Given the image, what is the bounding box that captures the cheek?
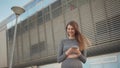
[72,30,75,33]
[71,30,75,34]
[67,30,71,36]
[67,29,70,33]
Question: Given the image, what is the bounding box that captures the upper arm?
[58,40,63,56]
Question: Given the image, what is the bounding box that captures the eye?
[71,28,74,30]
[67,25,74,30]
[67,28,70,30]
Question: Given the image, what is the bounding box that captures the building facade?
[5,0,120,68]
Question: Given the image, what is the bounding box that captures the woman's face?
[67,25,75,37]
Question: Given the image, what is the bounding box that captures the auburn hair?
[66,21,91,51]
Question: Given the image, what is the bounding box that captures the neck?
[68,36,75,39]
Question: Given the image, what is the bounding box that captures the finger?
[76,48,80,51]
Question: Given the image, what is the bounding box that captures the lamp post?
[9,6,25,68]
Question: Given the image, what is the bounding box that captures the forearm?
[78,50,87,63]
[57,53,67,63]
[78,53,87,63]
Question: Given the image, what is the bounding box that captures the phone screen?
[71,46,78,49]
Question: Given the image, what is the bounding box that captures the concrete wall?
[35,52,120,68]
[0,26,7,68]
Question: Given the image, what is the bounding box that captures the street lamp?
[9,6,25,68]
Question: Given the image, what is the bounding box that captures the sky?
[0,0,31,23]
[0,0,56,27]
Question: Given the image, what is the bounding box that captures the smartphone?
[71,46,78,49]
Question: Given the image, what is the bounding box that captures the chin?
[69,34,75,37]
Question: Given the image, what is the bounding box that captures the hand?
[76,48,81,56]
[67,54,78,58]
[65,48,72,56]
[72,48,81,56]
[67,49,81,58]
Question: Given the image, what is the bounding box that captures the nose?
[69,29,72,32]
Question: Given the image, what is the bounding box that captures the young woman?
[57,21,91,68]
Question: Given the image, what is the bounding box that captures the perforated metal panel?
[37,10,42,17]
[87,0,120,56]
[29,15,39,51]
[16,24,21,36]
[45,21,55,56]
[21,19,31,61]
[51,0,61,10]
[37,11,43,25]
[21,20,29,33]
[44,13,50,22]
[108,15,120,40]
[52,7,62,18]
[30,42,45,56]
[8,27,14,40]
[43,6,50,14]
[43,6,50,22]
[13,44,18,65]
[87,40,120,57]
[91,0,106,23]
[52,15,66,54]
[95,20,110,44]
[79,0,95,46]
[95,12,120,44]
[78,0,88,6]
[17,34,23,63]
[63,0,77,12]
[105,0,120,18]
[38,24,47,58]
[29,15,36,29]
[30,44,40,56]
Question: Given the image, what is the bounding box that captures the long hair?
[66,21,91,51]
